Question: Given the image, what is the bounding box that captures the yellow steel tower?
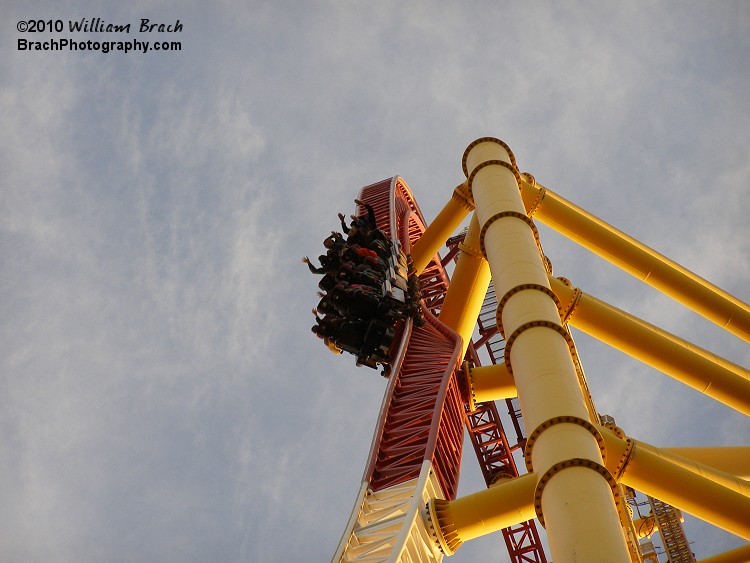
[330,137,750,563]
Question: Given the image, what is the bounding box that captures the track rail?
[334,178,464,562]
[357,177,463,499]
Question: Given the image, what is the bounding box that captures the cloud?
[2,1,748,561]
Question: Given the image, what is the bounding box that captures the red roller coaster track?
[334,176,547,562]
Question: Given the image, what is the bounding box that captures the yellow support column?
[517,175,750,342]
[426,472,537,555]
[466,363,516,410]
[548,276,750,415]
[464,138,630,562]
[437,213,491,358]
[410,182,474,276]
[663,447,750,480]
[601,427,750,539]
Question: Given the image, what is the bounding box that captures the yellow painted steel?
[467,363,516,408]
[410,181,473,276]
[548,276,750,415]
[437,213,491,359]
[464,138,631,562]
[414,139,749,558]
[644,445,750,495]
[600,427,750,540]
[697,543,750,563]
[663,447,750,480]
[427,472,537,555]
[517,176,750,342]
[631,516,658,539]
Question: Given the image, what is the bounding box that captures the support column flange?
[524,415,607,473]
[534,458,621,527]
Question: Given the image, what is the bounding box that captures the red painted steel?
[356,178,465,500]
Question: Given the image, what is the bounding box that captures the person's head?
[317,296,331,314]
[339,247,352,262]
[318,273,336,292]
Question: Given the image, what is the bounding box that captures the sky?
[2,1,749,561]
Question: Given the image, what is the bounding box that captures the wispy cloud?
[2,1,748,560]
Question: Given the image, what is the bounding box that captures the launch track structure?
[327,138,750,563]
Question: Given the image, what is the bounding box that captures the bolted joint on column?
[503,320,575,377]
[533,458,621,528]
[478,210,533,259]
[524,416,607,474]
[519,171,549,218]
[495,283,562,339]
[452,181,475,211]
[465,361,516,411]
[425,498,463,556]
[424,472,538,556]
[462,137,518,177]
[467,160,522,203]
[554,276,584,325]
[463,361,478,412]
